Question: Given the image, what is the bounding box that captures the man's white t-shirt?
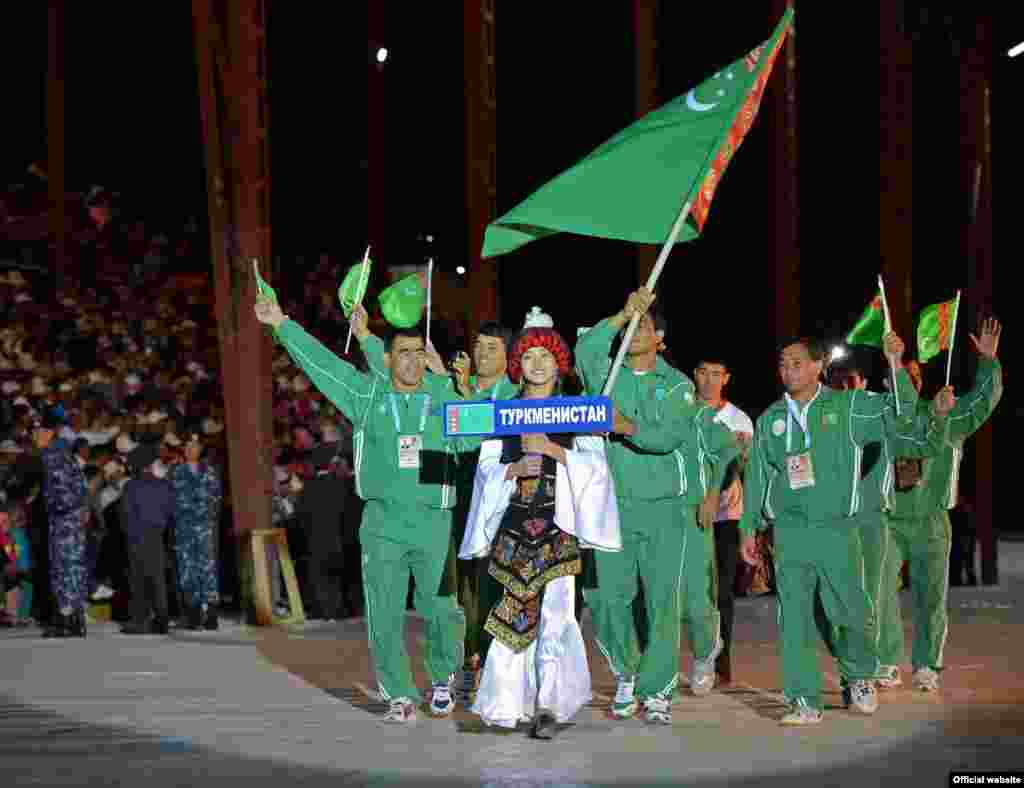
[711,401,754,522]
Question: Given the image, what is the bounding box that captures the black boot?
[203,607,219,631]
[186,604,203,631]
[151,616,170,635]
[530,710,558,740]
[44,613,70,638]
[68,611,87,638]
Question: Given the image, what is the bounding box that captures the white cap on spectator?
[274,466,289,484]
[58,382,75,393]
[116,434,139,454]
[13,396,31,408]
[1,381,20,395]
[14,293,32,304]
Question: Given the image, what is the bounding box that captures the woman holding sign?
[460,308,621,739]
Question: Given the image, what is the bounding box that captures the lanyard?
[784,385,820,453]
[389,393,431,434]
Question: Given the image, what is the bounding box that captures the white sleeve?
[555,435,622,552]
[459,439,515,559]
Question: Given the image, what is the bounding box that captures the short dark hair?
[388,327,425,351]
[477,321,513,351]
[777,337,826,363]
[696,357,730,372]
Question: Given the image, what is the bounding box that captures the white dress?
[459,435,621,728]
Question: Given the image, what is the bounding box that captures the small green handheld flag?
[379,273,426,328]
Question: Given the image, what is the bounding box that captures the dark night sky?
[3,4,1020,426]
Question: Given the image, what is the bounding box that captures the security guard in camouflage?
[34,412,88,638]
[171,434,223,630]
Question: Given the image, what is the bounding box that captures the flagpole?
[425,257,434,349]
[602,200,692,396]
[345,245,372,354]
[876,273,901,417]
[945,289,962,387]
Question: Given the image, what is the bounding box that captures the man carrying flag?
[882,316,1003,692]
[576,288,740,724]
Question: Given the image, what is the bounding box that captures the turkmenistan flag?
[379,273,426,328]
[917,296,959,364]
[337,255,373,317]
[846,293,885,347]
[480,8,794,258]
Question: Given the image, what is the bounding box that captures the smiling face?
[520,346,559,391]
[389,335,427,390]
[778,343,823,399]
[473,334,507,380]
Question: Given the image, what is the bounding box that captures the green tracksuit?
[818,400,948,680]
[883,358,1002,673]
[278,321,478,703]
[576,319,739,700]
[361,341,510,664]
[740,371,942,710]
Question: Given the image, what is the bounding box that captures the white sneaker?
[690,637,724,697]
[780,699,823,726]
[643,693,672,725]
[844,680,879,714]
[876,665,902,689]
[90,585,114,602]
[383,697,418,724]
[912,667,940,692]
[429,674,456,717]
[611,675,638,719]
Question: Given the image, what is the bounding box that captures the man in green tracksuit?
[821,364,952,699]
[363,319,512,680]
[739,332,951,726]
[883,318,1003,692]
[576,288,740,725]
[255,297,475,724]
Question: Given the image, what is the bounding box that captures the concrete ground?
[2,541,1023,787]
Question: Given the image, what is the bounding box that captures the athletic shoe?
[780,699,823,726]
[383,697,417,724]
[912,667,940,692]
[643,693,672,725]
[690,636,724,697]
[876,665,902,689]
[611,675,638,719]
[89,584,114,602]
[843,680,878,714]
[429,674,456,717]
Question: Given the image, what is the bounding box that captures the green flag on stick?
[480,8,794,258]
[917,296,959,364]
[379,273,426,328]
[338,249,372,317]
[846,292,885,348]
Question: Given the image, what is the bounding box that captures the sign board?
[444,395,613,438]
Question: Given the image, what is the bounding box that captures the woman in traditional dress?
[459,307,621,739]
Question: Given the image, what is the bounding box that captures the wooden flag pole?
[877,273,901,417]
[945,290,962,387]
[344,245,372,354]
[603,200,692,396]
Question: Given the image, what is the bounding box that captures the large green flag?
[846,292,885,347]
[481,8,794,259]
[917,296,959,364]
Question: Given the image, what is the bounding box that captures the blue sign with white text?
[444,395,613,437]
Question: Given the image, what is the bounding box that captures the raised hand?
[933,385,956,418]
[254,296,286,328]
[882,331,905,365]
[350,303,370,340]
[969,318,1001,360]
[424,339,447,376]
[451,351,471,395]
